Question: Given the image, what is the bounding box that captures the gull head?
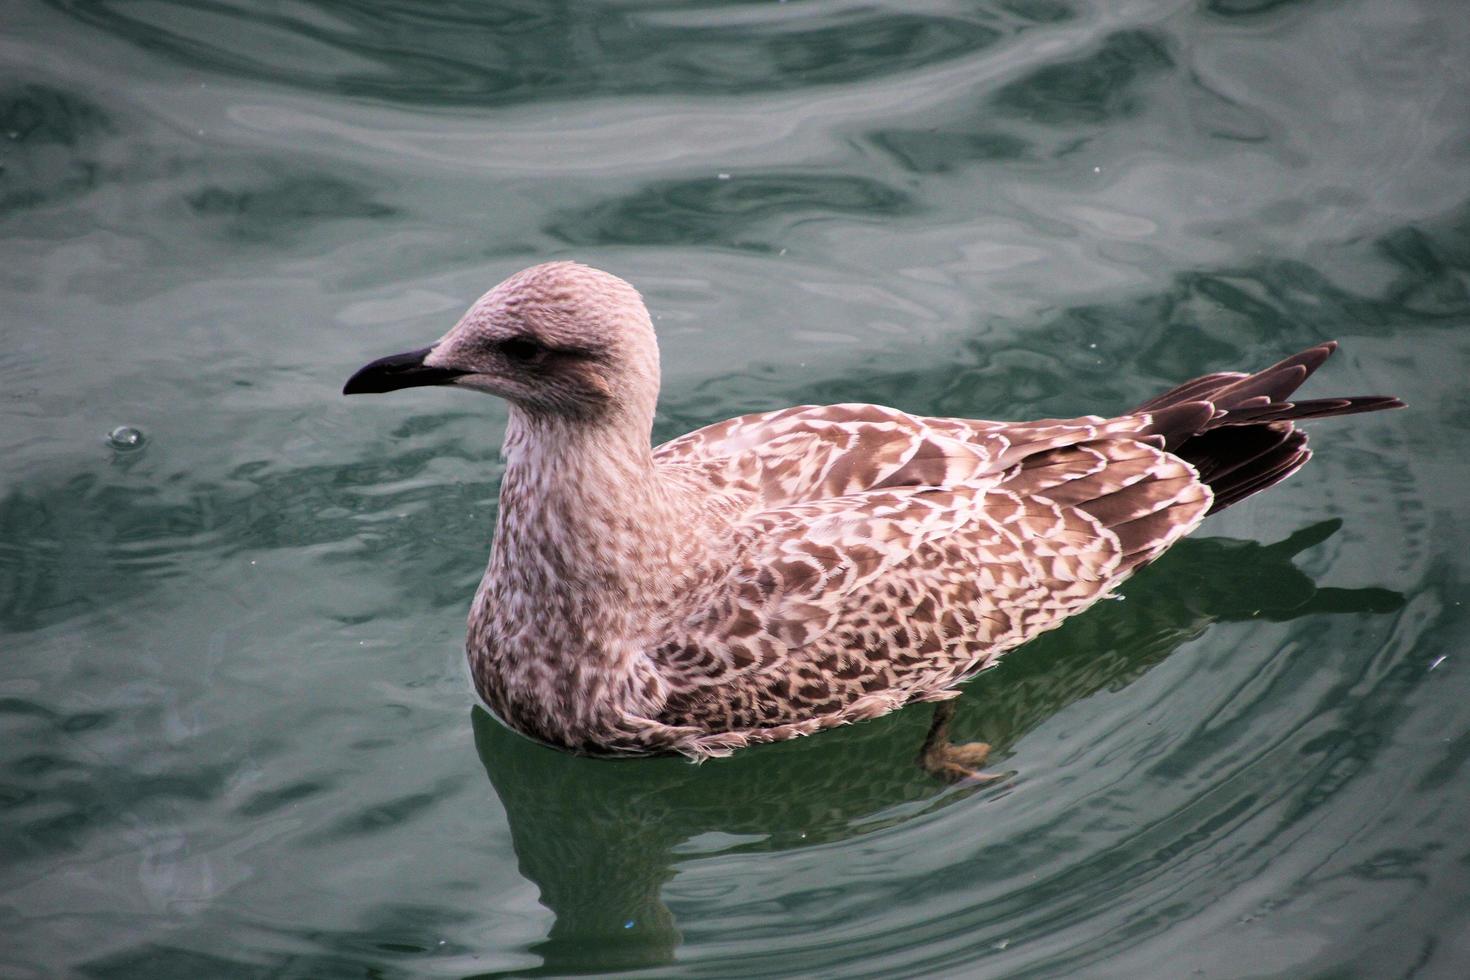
[343,261,661,423]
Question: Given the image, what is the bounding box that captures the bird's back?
[645,345,1400,758]
[648,401,1213,755]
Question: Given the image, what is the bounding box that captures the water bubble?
[108,425,146,451]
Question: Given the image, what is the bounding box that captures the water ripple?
[4,0,1468,975]
[50,0,1007,106]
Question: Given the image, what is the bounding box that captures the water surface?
[4,0,1470,976]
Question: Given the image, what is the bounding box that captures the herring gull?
[344,261,1402,779]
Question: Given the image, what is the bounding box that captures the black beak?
[343,347,467,395]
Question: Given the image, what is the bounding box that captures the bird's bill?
[342,347,467,395]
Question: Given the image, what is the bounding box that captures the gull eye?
[499,337,547,365]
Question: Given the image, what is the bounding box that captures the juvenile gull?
[344,262,1402,774]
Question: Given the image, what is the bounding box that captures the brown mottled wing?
[654,436,1211,734]
[656,404,1007,506]
[655,402,1137,511]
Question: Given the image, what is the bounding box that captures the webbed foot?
[918,701,1009,786]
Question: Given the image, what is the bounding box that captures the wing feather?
[654,434,1211,735]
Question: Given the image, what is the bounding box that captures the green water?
[3,0,1469,976]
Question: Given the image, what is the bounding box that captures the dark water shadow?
[468,521,1401,975]
[544,173,919,252]
[988,28,1173,126]
[0,81,115,216]
[184,175,399,243]
[46,1,1004,107]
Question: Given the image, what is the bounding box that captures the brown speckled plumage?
[344,261,1403,760]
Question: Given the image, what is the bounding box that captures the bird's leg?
[918,701,1006,785]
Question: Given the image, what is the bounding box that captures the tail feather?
[1182,427,1310,512]
[1132,371,1245,413]
[1182,424,1298,485]
[1218,395,1404,426]
[1212,343,1336,404]
[1210,446,1312,512]
[1134,342,1403,515]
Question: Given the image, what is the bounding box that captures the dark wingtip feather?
[1207,447,1311,512]
[1221,394,1407,425]
[1136,341,1401,515]
[1141,401,1217,450]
